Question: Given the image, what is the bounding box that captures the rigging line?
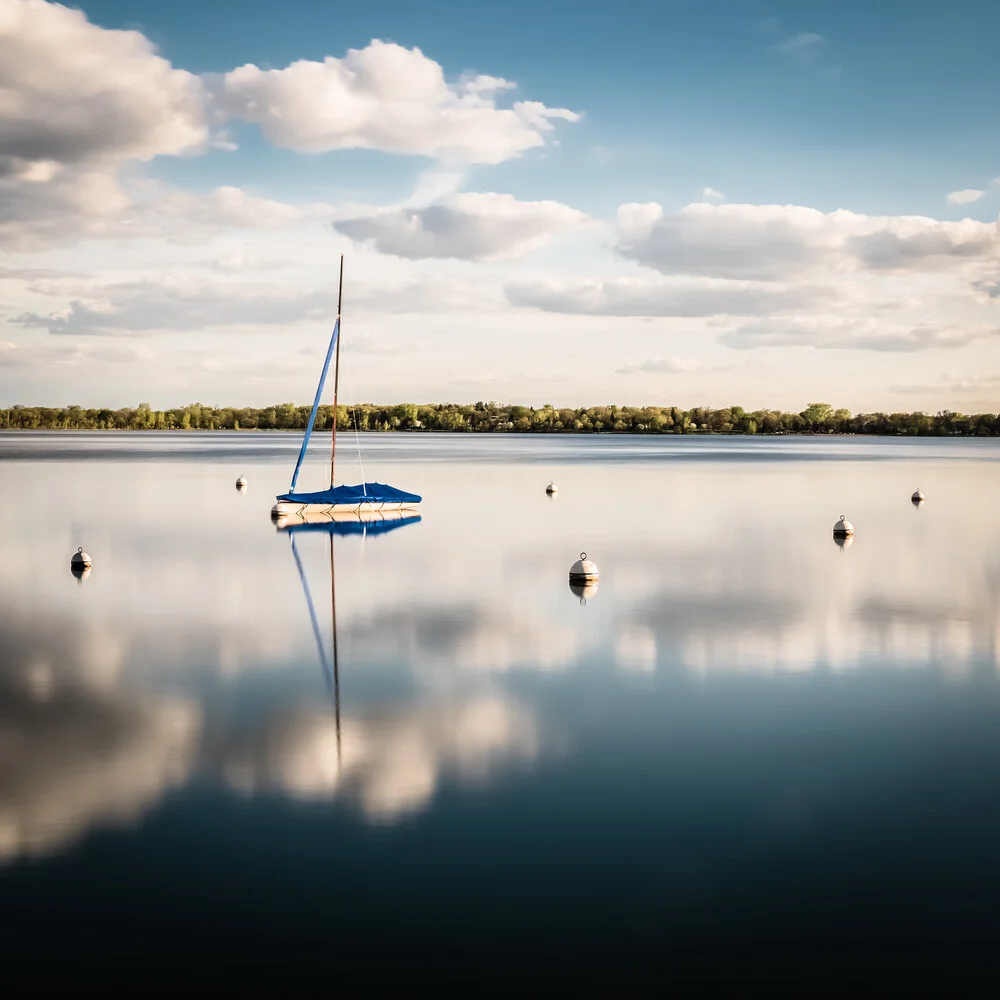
[340,367,368,490]
[290,533,335,700]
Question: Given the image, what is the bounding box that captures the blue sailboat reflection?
[279,510,422,767]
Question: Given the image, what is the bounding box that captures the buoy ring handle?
[77,546,83,553]
[839,515,846,522]
[580,551,587,560]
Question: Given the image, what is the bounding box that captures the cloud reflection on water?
[221,696,540,822]
[0,616,200,862]
[1,437,999,865]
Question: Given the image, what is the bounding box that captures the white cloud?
[7,268,501,339]
[702,187,726,202]
[505,276,833,316]
[971,270,1000,299]
[616,201,1000,280]
[0,0,209,250]
[216,39,579,165]
[615,356,706,375]
[0,0,206,166]
[155,186,313,231]
[0,338,154,366]
[9,275,338,335]
[334,192,590,260]
[890,372,1000,397]
[720,316,1000,352]
[772,32,823,64]
[946,189,985,205]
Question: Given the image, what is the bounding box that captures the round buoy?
[70,547,92,581]
[545,481,558,495]
[71,546,92,569]
[236,475,248,490]
[569,551,599,582]
[569,578,599,603]
[832,515,854,537]
[911,489,925,503]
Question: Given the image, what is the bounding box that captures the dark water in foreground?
[2,432,999,978]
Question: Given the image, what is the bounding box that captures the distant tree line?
[0,401,997,435]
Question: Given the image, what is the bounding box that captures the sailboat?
[272,255,422,517]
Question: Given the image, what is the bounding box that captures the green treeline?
[1,401,998,435]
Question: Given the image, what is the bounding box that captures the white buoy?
[569,551,599,582]
[71,547,92,580]
[832,515,854,537]
[236,475,248,490]
[545,481,558,495]
[911,489,925,503]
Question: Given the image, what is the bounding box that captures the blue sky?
[86,0,1000,216]
[1,0,998,410]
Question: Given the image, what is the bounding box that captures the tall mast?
[331,254,344,488]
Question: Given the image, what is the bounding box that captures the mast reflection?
[277,510,422,769]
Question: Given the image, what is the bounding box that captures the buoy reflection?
[569,578,599,604]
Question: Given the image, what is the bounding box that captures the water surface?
[1,432,999,975]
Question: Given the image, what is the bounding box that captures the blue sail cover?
[276,482,422,506]
[279,514,421,536]
[288,319,339,494]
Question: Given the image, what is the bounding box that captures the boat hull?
[272,500,418,518]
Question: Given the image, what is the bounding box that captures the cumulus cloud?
[615,356,706,375]
[971,271,1000,299]
[334,192,590,260]
[702,187,726,202]
[0,0,206,166]
[0,338,153,366]
[890,372,1000,396]
[216,39,579,165]
[946,189,985,205]
[1,10,576,252]
[155,186,315,231]
[0,0,209,249]
[10,276,338,335]
[505,276,833,316]
[719,316,1000,351]
[616,202,1000,280]
[849,223,997,271]
[8,270,499,338]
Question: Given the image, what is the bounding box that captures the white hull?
[272,500,417,518]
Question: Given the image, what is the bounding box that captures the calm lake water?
[2,431,1000,977]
